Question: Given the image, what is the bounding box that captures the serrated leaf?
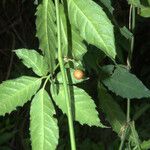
[36,0,56,73]
[15,49,48,76]
[57,68,88,84]
[102,66,150,99]
[51,85,105,127]
[0,76,42,116]
[141,140,150,149]
[67,0,116,59]
[60,5,87,60]
[30,89,59,150]
[98,83,126,135]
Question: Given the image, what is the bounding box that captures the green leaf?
[51,85,105,127]
[30,89,59,150]
[98,83,126,135]
[120,26,133,40]
[36,0,56,73]
[140,7,150,17]
[15,49,48,76]
[60,5,87,60]
[0,76,42,116]
[141,140,150,149]
[67,0,116,59]
[102,66,150,99]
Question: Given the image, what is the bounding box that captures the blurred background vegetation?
[0,0,150,149]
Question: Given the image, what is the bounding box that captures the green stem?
[119,126,130,150]
[127,5,136,123]
[127,5,136,122]
[120,5,136,150]
[127,98,131,122]
[43,76,50,89]
[55,1,76,150]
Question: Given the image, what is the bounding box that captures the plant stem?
[55,0,76,150]
[127,98,131,122]
[127,5,136,123]
[120,5,136,150]
[119,126,130,150]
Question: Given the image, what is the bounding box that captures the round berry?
[73,69,84,80]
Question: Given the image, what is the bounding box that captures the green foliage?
[129,121,141,149]
[15,49,48,76]
[36,0,56,73]
[99,0,114,14]
[67,0,116,59]
[128,0,141,7]
[0,0,150,149]
[128,0,150,17]
[140,7,150,17]
[120,27,133,40]
[141,140,150,149]
[60,5,87,60]
[51,85,105,127]
[0,76,42,116]
[98,83,126,134]
[102,66,150,99]
[30,89,59,150]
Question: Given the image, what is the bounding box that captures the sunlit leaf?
[60,5,87,60]
[15,49,48,76]
[0,76,42,116]
[51,85,105,127]
[36,0,56,73]
[30,89,59,150]
[67,0,116,59]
